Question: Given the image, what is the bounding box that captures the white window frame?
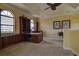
[1,10,14,33]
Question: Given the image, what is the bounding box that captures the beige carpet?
[0,40,73,56]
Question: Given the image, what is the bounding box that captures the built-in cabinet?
[0,34,23,49]
[29,33,43,43]
[19,16,31,41]
[0,38,2,49]
[19,16,43,43]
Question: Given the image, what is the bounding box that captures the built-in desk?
[0,33,23,49]
[0,32,43,49]
[26,33,43,43]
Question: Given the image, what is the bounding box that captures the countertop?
[26,32,42,35]
[1,33,18,37]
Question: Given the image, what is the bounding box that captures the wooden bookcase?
[19,16,30,34]
[19,16,31,41]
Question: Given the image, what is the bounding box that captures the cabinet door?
[14,35,23,43]
[0,38,2,49]
[32,34,43,43]
[2,37,8,47]
[15,35,20,43]
[32,35,39,43]
[8,36,14,44]
[2,36,14,48]
[18,35,23,42]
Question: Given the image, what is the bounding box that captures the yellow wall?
[0,4,36,33]
[39,13,79,36]
[39,13,79,55]
[64,30,79,55]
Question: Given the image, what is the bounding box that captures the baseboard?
[63,47,79,56]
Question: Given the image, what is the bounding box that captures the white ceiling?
[7,3,79,19]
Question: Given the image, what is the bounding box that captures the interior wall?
[39,13,79,37]
[39,13,79,55]
[64,30,79,55]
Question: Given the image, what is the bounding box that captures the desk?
[26,33,43,43]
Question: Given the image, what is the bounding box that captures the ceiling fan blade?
[47,3,54,6]
[44,7,50,10]
[54,3,62,6]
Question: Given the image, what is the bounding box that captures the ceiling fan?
[44,3,62,10]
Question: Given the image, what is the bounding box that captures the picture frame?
[53,21,61,29]
[62,20,71,29]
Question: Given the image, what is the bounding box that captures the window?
[30,20,34,31]
[1,10,14,33]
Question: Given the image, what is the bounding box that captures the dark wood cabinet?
[2,37,9,47]
[0,33,43,49]
[0,38,2,49]
[14,34,23,43]
[26,33,43,43]
[0,34,23,48]
[19,16,31,41]
[31,34,43,43]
